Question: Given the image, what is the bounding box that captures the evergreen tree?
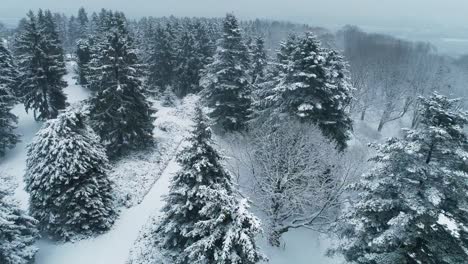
[0,175,39,264]
[77,7,89,38]
[154,107,265,264]
[15,10,67,120]
[173,23,203,97]
[272,33,353,150]
[67,15,80,49]
[173,25,198,97]
[76,38,91,86]
[249,34,298,123]
[25,107,116,240]
[88,12,155,158]
[332,92,468,263]
[250,36,267,84]
[52,13,69,51]
[0,42,19,156]
[146,25,176,92]
[201,14,252,131]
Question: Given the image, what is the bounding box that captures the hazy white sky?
[2,0,468,30]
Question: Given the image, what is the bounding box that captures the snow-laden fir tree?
[250,36,267,84]
[331,92,468,264]
[25,107,116,240]
[0,175,39,264]
[271,33,353,150]
[248,34,297,125]
[173,22,212,97]
[201,14,252,131]
[173,26,200,97]
[154,107,265,264]
[88,12,155,158]
[0,42,19,156]
[76,38,91,86]
[77,7,89,39]
[146,25,176,93]
[15,10,67,120]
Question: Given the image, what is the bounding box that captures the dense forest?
[1,7,468,264]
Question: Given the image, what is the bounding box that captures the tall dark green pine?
[76,39,91,86]
[0,42,19,156]
[274,33,353,150]
[77,7,89,38]
[201,14,252,131]
[88,12,155,158]
[250,36,267,84]
[249,34,298,123]
[146,25,176,93]
[332,92,468,264]
[25,108,116,240]
[173,22,210,97]
[155,107,265,264]
[15,10,67,121]
[0,175,39,264]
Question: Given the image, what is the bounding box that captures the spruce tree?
[250,36,267,84]
[0,42,19,156]
[88,12,155,158]
[332,92,468,264]
[155,107,265,264]
[173,24,202,97]
[172,21,214,97]
[15,10,67,120]
[146,25,176,93]
[0,175,39,264]
[201,14,252,131]
[25,107,116,240]
[77,7,89,39]
[273,33,353,150]
[76,38,91,86]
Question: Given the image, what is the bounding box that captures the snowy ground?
[111,96,198,207]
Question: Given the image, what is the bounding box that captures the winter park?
[1,1,468,263]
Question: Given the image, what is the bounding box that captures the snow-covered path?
[0,61,89,209]
[35,150,180,264]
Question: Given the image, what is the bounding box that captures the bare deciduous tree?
[225,118,363,247]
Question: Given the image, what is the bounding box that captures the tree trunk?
[360,107,367,121]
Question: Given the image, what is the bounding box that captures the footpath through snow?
[34,94,198,264]
[34,151,181,264]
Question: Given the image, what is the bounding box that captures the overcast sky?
[2,0,468,29]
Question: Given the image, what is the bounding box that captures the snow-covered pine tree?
[88,12,155,158]
[25,107,116,240]
[331,92,468,264]
[0,175,39,264]
[0,42,19,156]
[77,7,89,39]
[15,10,67,121]
[250,36,267,84]
[76,38,91,86]
[201,14,252,131]
[154,107,265,264]
[146,25,176,93]
[173,23,203,97]
[67,15,80,51]
[173,24,198,97]
[273,33,353,150]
